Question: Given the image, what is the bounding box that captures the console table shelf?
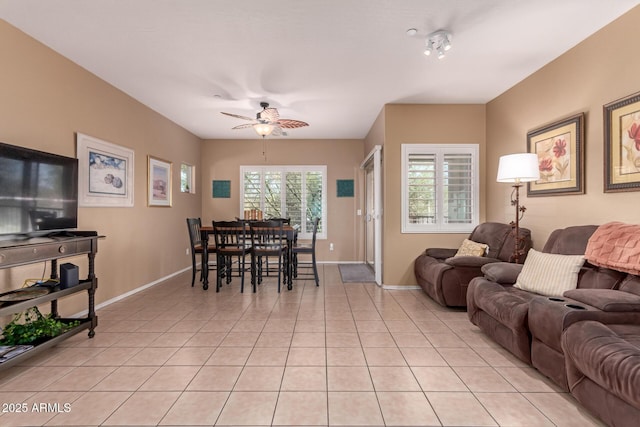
[0,232,103,371]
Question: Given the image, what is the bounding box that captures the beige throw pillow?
[514,249,585,297]
[455,239,488,257]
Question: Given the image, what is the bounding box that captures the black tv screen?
[0,142,78,237]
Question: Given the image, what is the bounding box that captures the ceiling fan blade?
[276,119,309,129]
[259,107,280,122]
[270,126,284,136]
[232,123,256,130]
[221,111,254,121]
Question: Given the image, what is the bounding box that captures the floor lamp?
[497,153,540,263]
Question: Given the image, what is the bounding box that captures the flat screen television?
[0,142,78,237]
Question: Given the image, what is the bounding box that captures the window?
[240,165,327,239]
[402,144,479,233]
[181,163,195,193]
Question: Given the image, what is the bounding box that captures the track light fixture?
[424,30,452,59]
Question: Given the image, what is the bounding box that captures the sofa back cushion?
[469,222,531,262]
[619,275,640,296]
[542,225,598,255]
[577,267,626,290]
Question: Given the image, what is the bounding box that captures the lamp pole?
[510,179,527,263]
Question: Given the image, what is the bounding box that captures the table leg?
[201,230,209,290]
[287,236,293,290]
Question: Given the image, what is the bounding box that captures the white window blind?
[240,165,327,239]
[402,144,479,233]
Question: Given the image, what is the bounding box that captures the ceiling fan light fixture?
[253,123,274,137]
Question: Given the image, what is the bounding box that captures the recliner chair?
[414,222,532,307]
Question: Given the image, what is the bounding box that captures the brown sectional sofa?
[466,224,640,426]
[414,222,531,307]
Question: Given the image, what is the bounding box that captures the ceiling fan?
[221,102,309,137]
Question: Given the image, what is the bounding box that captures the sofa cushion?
[474,282,537,330]
[514,249,585,297]
[455,239,487,257]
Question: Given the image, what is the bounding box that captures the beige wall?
[382,104,486,286]
[201,138,364,261]
[0,20,202,316]
[486,6,640,248]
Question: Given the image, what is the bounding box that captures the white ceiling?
[1,0,638,140]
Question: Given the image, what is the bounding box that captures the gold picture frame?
[147,156,172,207]
[527,113,585,197]
[604,91,640,193]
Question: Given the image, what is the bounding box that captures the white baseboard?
[71,263,417,317]
[382,284,421,290]
[71,266,191,317]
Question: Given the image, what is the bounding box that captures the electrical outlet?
[329,243,334,251]
[186,248,190,255]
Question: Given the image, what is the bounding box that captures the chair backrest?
[310,217,320,249]
[267,217,291,225]
[212,220,248,249]
[186,218,202,248]
[250,220,286,250]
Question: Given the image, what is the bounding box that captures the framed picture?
[76,133,134,207]
[148,156,172,207]
[526,113,585,197]
[604,91,640,192]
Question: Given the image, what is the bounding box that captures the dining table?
[199,223,298,291]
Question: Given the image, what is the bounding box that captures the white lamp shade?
[497,153,540,183]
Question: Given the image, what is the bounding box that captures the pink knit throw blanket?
[585,222,640,275]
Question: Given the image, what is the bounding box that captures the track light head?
[424,30,452,59]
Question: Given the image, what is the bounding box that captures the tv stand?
[0,231,103,371]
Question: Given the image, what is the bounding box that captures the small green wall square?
[212,180,231,198]
[337,179,354,197]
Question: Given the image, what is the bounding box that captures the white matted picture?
[76,133,134,207]
[148,156,172,207]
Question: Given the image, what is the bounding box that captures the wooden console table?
[0,231,103,371]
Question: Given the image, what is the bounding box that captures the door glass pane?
[305,171,323,233]
[243,171,261,211]
[263,171,282,218]
[285,172,302,229]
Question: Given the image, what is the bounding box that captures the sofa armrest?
[480,262,523,284]
[424,248,457,259]
[563,289,640,312]
[445,256,501,268]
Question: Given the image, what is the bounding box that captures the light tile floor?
[0,264,605,426]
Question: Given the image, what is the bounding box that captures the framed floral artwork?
[147,156,172,207]
[526,113,585,197]
[604,91,640,193]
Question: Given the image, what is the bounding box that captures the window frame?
[401,143,479,234]
[240,165,327,240]
[180,163,195,194]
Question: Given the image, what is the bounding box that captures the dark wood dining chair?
[249,220,288,292]
[292,217,320,287]
[212,220,252,292]
[186,218,215,287]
